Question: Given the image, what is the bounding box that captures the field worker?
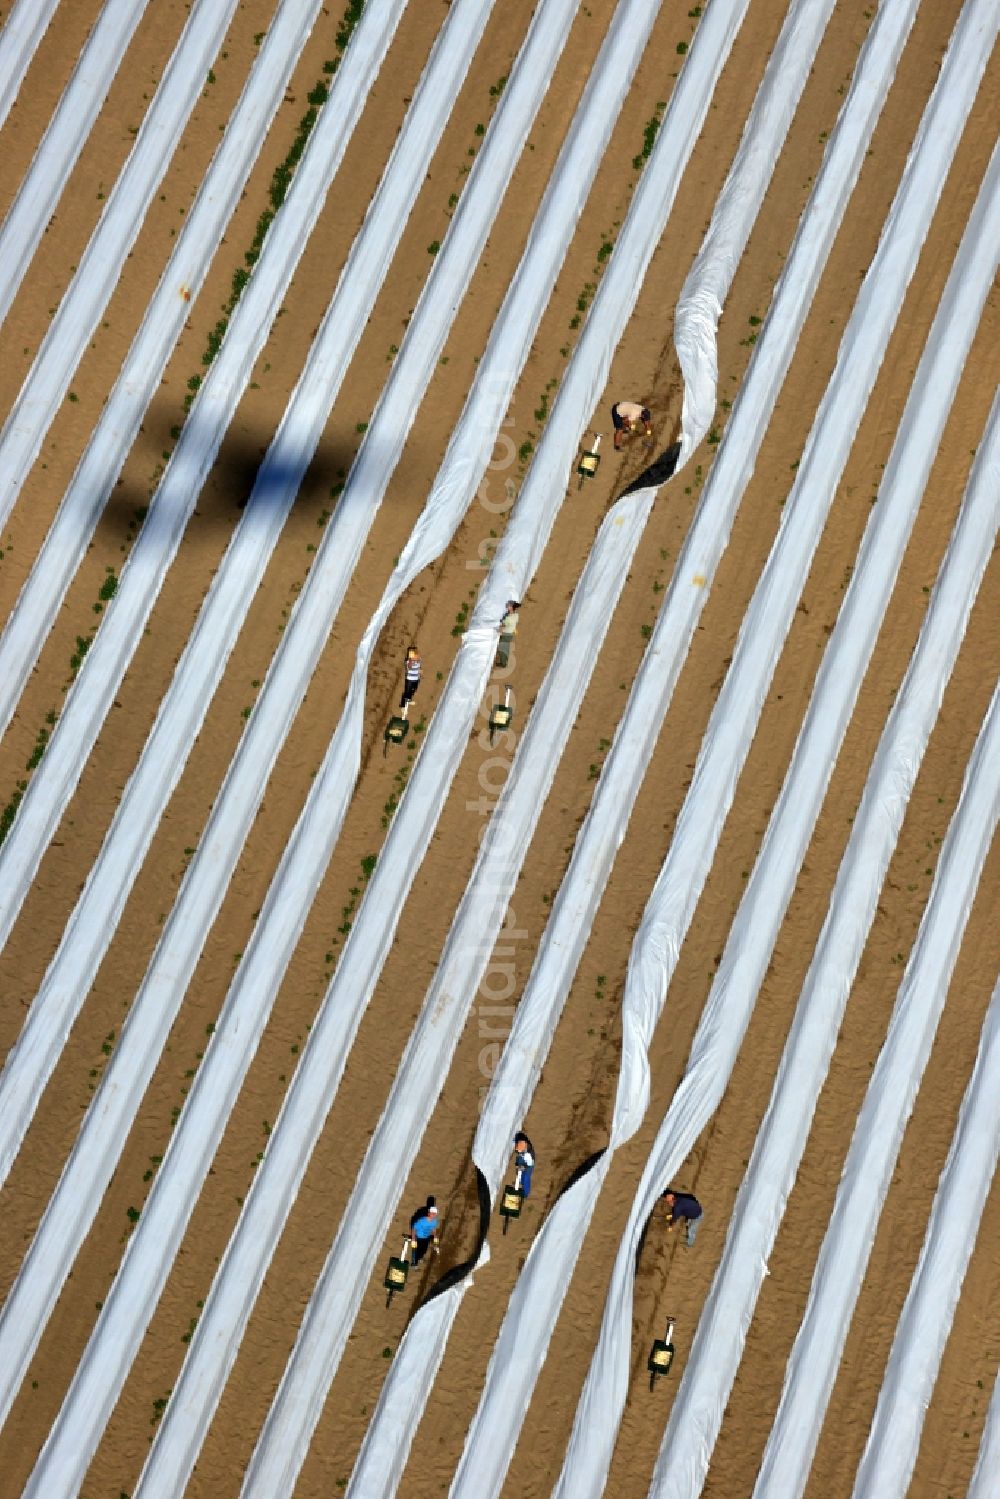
[501,599,521,636]
[512,1132,535,1197]
[661,1188,702,1247]
[400,644,422,708]
[611,399,652,451]
[409,1197,440,1265]
[495,599,521,670]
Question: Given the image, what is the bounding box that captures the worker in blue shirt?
[661,1188,703,1247]
[409,1197,440,1266]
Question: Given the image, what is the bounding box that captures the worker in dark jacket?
[512,1133,535,1197]
[661,1188,703,1247]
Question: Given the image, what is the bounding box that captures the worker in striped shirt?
[400,644,421,708]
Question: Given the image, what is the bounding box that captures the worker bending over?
[611,399,652,451]
[661,1188,702,1247]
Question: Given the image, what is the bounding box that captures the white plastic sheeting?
[549,8,998,1489]
[0,0,411,1424]
[350,1283,486,1499]
[11,0,641,1482]
[14,0,522,1474]
[236,2,755,1490]
[129,11,592,1494]
[852,978,1000,1498]
[968,1372,1000,1499]
[455,0,938,1487]
[0,0,406,955]
[248,502,661,1499]
[672,0,834,468]
[0,0,61,132]
[2,0,494,1181]
[754,685,1000,1497]
[139,0,741,1486]
[0,0,150,327]
[0,0,324,725]
[353,0,858,1485]
[0,0,575,1226]
[0,0,243,532]
[1,0,550,1203]
[651,318,1000,1499]
[464,0,752,605]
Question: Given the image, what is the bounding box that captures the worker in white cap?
[409,1196,440,1265]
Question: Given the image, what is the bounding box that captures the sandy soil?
[0,0,996,1496]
